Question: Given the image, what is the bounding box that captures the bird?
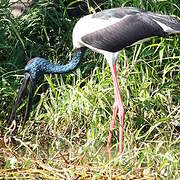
[8,7,180,158]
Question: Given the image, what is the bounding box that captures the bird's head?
[25,57,49,81]
[8,57,49,129]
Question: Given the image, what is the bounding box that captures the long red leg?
[107,102,118,159]
[108,63,125,155]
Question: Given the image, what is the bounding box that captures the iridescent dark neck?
[45,47,86,74]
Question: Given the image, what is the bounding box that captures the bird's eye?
[24,65,30,72]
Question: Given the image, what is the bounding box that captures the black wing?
[81,13,166,52]
[147,12,180,31]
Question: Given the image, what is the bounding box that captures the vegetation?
[0,0,180,179]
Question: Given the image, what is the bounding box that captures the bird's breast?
[72,14,121,49]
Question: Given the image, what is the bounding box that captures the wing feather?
[81,13,166,52]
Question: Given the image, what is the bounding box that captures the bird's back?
[73,7,180,53]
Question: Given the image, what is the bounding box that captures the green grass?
[0,0,180,179]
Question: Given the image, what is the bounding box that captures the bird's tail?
[148,12,180,34]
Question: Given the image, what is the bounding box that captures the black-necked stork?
[8,7,180,157]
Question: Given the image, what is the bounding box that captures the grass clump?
[0,0,180,179]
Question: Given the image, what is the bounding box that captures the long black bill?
[22,78,35,129]
[8,73,35,129]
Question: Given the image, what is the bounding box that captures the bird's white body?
[73,14,119,48]
[73,14,121,65]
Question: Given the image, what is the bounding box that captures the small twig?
[4,120,16,147]
[59,152,70,164]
